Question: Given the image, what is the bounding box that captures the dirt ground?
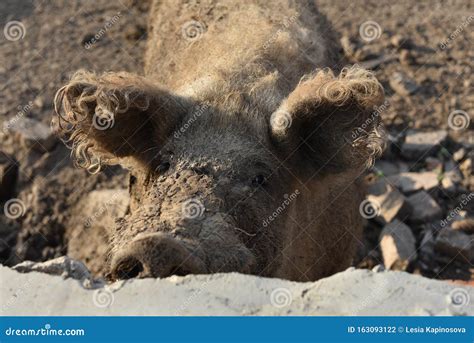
[0,0,472,282]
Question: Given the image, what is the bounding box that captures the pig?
[53,0,385,281]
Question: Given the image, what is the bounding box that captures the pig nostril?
[113,257,144,279]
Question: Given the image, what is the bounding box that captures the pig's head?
[54,66,385,280]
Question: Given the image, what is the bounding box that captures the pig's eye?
[251,174,267,186]
[156,161,170,174]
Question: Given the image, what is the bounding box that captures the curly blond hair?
[54,70,152,173]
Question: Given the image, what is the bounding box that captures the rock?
[373,160,399,176]
[425,157,442,173]
[460,158,472,177]
[419,229,435,257]
[387,172,439,194]
[442,209,468,229]
[367,178,389,196]
[406,190,443,224]
[124,24,146,41]
[441,161,463,195]
[33,96,45,110]
[441,173,459,195]
[371,264,385,272]
[435,228,473,262]
[6,117,57,152]
[367,184,411,225]
[341,36,359,57]
[360,54,397,70]
[452,219,474,234]
[399,50,416,65]
[1,265,472,315]
[401,129,448,160]
[453,148,466,162]
[379,220,417,270]
[389,72,418,96]
[12,256,91,281]
[390,35,413,49]
[81,33,95,46]
[340,36,359,58]
[0,152,18,201]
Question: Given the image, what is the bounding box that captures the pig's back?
[145,0,344,111]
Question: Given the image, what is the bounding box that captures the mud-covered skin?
[54,0,385,281]
[112,125,288,278]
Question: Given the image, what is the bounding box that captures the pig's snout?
[110,232,207,279]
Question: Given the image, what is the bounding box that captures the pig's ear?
[270,66,386,174]
[53,70,188,173]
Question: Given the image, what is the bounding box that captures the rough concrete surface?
[1,266,472,316]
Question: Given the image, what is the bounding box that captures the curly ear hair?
[54,70,188,173]
[271,65,386,173]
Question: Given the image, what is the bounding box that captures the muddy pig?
[53,0,385,281]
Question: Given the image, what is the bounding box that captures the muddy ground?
[0,0,472,282]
